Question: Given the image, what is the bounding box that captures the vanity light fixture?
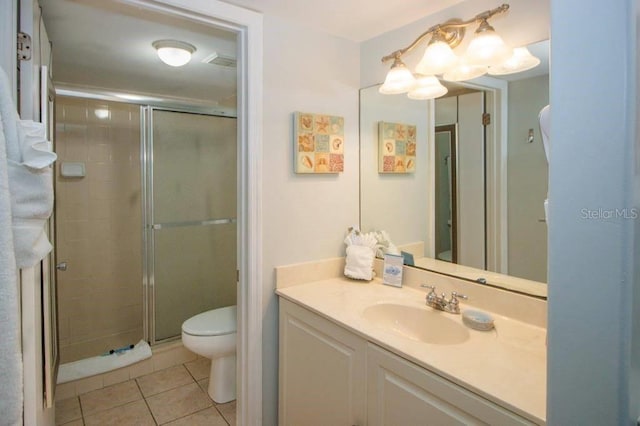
[379,3,540,100]
[488,46,541,75]
[379,56,416,94]
[464,17,511,67]
[408,75,448,100]
[153,40,196,67]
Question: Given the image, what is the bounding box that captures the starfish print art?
[316,116,330,133]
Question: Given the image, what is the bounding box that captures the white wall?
[507,74,549,282]
[261,15,360,425]
[548,0,638,423]
[359,86,430,246]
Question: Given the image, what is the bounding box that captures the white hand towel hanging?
[0,65,57,268]
[0,65,22,426]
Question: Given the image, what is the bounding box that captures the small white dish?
[462,309,495,331]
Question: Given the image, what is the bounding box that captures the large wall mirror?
[360,39,549,297]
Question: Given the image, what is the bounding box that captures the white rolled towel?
[344,245,375,281]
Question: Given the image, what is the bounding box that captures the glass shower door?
[146,109,237,342]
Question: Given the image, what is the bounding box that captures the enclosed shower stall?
[55,96,237,363]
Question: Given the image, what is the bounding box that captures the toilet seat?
[182,305,237,336]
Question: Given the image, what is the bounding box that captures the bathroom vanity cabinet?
[279,299,367,425]
[279,298,536,426]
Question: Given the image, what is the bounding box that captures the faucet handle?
[448,291,467,314]
[451,291,467,301]
[421,284,437,304]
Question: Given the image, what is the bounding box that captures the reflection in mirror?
[434,124,457,264]
[360,40,549,297]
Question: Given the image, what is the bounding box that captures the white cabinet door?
[279,299,367,426]
[366,344,535,426]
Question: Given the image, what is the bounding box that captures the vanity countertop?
[276,277,546,425]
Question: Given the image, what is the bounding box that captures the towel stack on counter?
[343,228,401,281]
[343,228,379,281]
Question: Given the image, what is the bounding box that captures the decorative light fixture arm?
[381,23,452,63]
[380,3,510,64]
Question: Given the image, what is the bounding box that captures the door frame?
[434,124,458,264]
[428,76,508,274]
[0,0,17,101]
[116,1,263,424]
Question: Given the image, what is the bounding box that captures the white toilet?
[181,305,237,403]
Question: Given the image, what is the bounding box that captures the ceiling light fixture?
[153,40,196,67]
[379,3,540,100]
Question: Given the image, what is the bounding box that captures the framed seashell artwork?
[294,111,345,173]
[378,121,417,173]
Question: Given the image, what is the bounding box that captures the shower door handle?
[56,262,67,271]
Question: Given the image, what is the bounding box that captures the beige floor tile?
[84,400,155,426]
[146,382,213,425]
[136,365,194,397]
[217,400,236,426]
[55,382,78,401]
[196,378,211,400]
[163,406,228,426]
[74,375,103,395]
[80,380,142,416]
[129,358,153,378]
[102,367,129,387]
[55,397,82,425]
[60,419,84,426]
[185,358,210,381]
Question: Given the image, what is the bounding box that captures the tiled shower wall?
[55,97,143,363]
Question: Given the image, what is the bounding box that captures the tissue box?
[382,253,403,287]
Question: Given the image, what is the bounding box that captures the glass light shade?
[415,40,459,76]
[153,40,196,67]
[379,63,416,94]
[465,25,512,67]
[407,75,448,100]
[488,47,541,75]
[442,59,487,82]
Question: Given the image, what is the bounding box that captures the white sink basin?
[362,303,470,345]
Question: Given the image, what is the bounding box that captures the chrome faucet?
[420,285,468,314]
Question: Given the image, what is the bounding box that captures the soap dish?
[462,309,495,331]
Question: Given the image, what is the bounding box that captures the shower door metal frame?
[141,106,152,344]
[141,105,238,345]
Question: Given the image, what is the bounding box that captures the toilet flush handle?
[56,262,67,271]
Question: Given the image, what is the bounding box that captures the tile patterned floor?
[55,358,236,426]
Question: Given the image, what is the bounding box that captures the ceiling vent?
[202,52,237,68]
